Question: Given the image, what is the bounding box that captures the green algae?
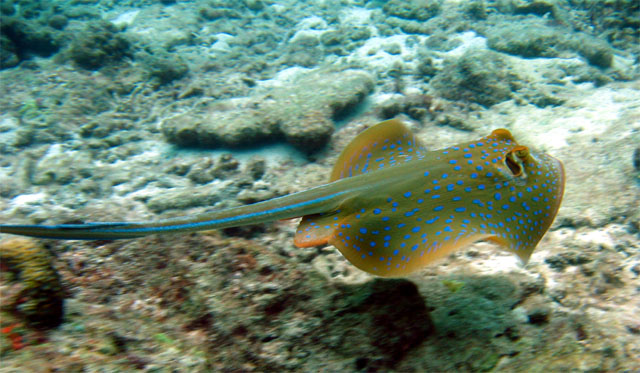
[441,279,465,293]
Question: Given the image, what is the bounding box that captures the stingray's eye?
[505,146,529,177]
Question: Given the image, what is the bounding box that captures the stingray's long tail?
[0,184,350,240]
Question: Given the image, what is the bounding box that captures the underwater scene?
[0,0,639,371]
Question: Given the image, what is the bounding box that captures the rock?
[487,21,563,58]
[0,34,19,68]
[186,158,216,184]
[68,20,131,70]
[0,16,60,69]
[162,69,373,153]
[279,111,334,152]
[48,14,68,30]
[513,1,556,17]
[137,47,189,85]
[0,1,15,15]
[376,94,433,120]
[146,185,220,213]
[545,251,594,271]
[382,0,441,21]
[572,35,614,69]
[32,146,93,185]
[246,157,266,180]
[430,49,515,107]
[428,275,520,339]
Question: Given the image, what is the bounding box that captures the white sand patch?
[290,28,326,43]
[0,116,18,132]
[296,15,328,31]
[339,7,373,26]
[290,16,328,42]
[470,252,521,274]
[111,10,139,27]
[558,88,634,146]
[208,33,235,53]
[11,192,46,206]
[257,66,312,89]
[348,34,426,71]
[574,229,616,251]
[502,84,640,151]
[371,93,403,105]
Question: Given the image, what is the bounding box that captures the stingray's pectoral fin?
[293,212,345,248]
[0,222,150,240]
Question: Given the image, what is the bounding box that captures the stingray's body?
[0,119,564,277]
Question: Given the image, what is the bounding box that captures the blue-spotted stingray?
[0,119,564,277]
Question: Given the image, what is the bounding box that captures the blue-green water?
[0,1,638,371]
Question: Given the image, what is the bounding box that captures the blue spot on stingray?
[412,226,421,233]
[478,184,486,190]
[455,207,466,212]
[434,206,444,212]
[471,173,478,179]
[359,228,367,234]
[494,192,502,201]
[393,249,399,255]
[404,191,412,198]
[373,208,381,214]
[449,160,457,165]
[370,241,376,247]
[432,194,441,199]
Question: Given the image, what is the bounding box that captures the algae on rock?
[161,69,374,153]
